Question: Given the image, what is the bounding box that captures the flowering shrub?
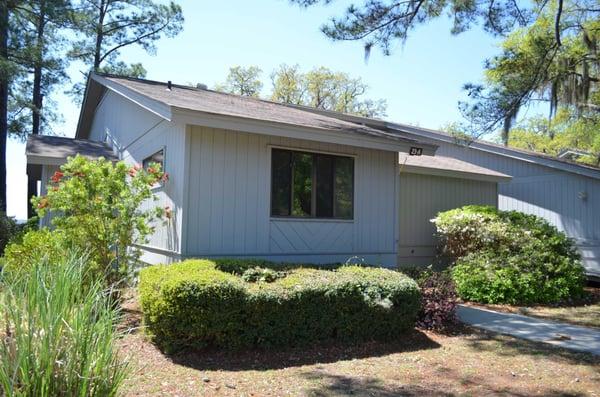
[432,205,585,305]
[17,155,169,285]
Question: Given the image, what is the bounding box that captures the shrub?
[30,155,167,285]
[139,260,421,350]
[0,213,20,255]
[3,228,69,274]
[0,254,128,397]
[433,205,585,305]
[398,266,458,331]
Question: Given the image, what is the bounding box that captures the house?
[27,73,597,278]
[295,109,600,276]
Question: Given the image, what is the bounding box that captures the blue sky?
[7,0,503,219]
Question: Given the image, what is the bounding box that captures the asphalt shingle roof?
[101,74,424,145]
[26,135,117,163]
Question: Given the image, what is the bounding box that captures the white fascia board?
[90,74,173,122]
[400,164,512,183]
[388,124,600,181]
[171,107,438,155]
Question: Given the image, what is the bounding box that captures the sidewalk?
[457,305,600,356]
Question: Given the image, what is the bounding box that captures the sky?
[6,0,504,220]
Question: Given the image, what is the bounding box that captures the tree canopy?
[215,64,387,118]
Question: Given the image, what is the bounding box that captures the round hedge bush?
[139,260,421,350]
[432,205,585,305]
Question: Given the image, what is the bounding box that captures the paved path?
[457,305,600,356]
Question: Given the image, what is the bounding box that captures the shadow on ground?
[464,328,600,366]
[165,329,440,372]
[299,371,590,397]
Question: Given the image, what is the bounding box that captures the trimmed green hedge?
[139,260,421,350]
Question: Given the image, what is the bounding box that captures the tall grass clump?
[0,254,128,397]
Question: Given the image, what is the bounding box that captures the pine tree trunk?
[28,1,46,218]
[0,1,9,213]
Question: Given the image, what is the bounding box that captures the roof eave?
[400,164,512,183]
[388,123,600,180]
[170,106,438,155]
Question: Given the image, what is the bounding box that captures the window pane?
[334,157,353,219]
[143,149,164,170]
[292,152,312,217]
[316,155,334,217]
[271,150,291,216]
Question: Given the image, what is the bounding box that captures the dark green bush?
[433,205,585,305]
[139,260,421,350]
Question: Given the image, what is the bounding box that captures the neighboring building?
[27,73,597,278]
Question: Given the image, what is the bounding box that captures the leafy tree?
[215,64,387,117]
[30,155,169,285]
[508,109,600,165]
[214,65,263,97]
[461,5,600,143]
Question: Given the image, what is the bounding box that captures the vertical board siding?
[87,91,186,258]
[433,140,600,276]
[185,125,397,265]
[398,173,497,265]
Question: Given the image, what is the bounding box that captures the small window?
[271,148,354,219]
[143,149,164,171]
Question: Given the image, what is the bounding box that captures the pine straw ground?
[119,296,600,397]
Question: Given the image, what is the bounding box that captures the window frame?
[142,146,166,188]
[269,146,355,221]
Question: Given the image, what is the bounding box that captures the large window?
[271,148,354,219]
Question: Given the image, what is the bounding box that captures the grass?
[120,293,600,397]
[465,286,600,329]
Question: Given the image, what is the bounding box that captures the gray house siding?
[88,90,187,264]
[398,172,498,265]
[184,125,399,266]
[416,139,600,276]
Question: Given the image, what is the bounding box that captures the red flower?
[161,172,169,182]
[128,167,138,177]
[164,206,172,219]
[147,167,156,175]
[51,171,64,183]
[134,163,142,171]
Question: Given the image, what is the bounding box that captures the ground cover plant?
[0,254,128,397]
[139,259,421,350]
[432,205,586,305]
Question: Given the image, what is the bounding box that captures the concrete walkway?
[457,305,600,356]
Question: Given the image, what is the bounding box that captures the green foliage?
[214,65,263,97]
[508,109,600,166]
[29,155,167,285]
[432,205,586,304]
[0,213,21,255]
[461,3,600,142]
[139,259,421,350]
[3,228,68,273]
[0,254,128,397]
[213,64,387,118]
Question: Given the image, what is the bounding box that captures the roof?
[75,73,437,154]
[388,123,600,180]
[26,135,117,165]
[277,103,600,180]
[399,154,512,182]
